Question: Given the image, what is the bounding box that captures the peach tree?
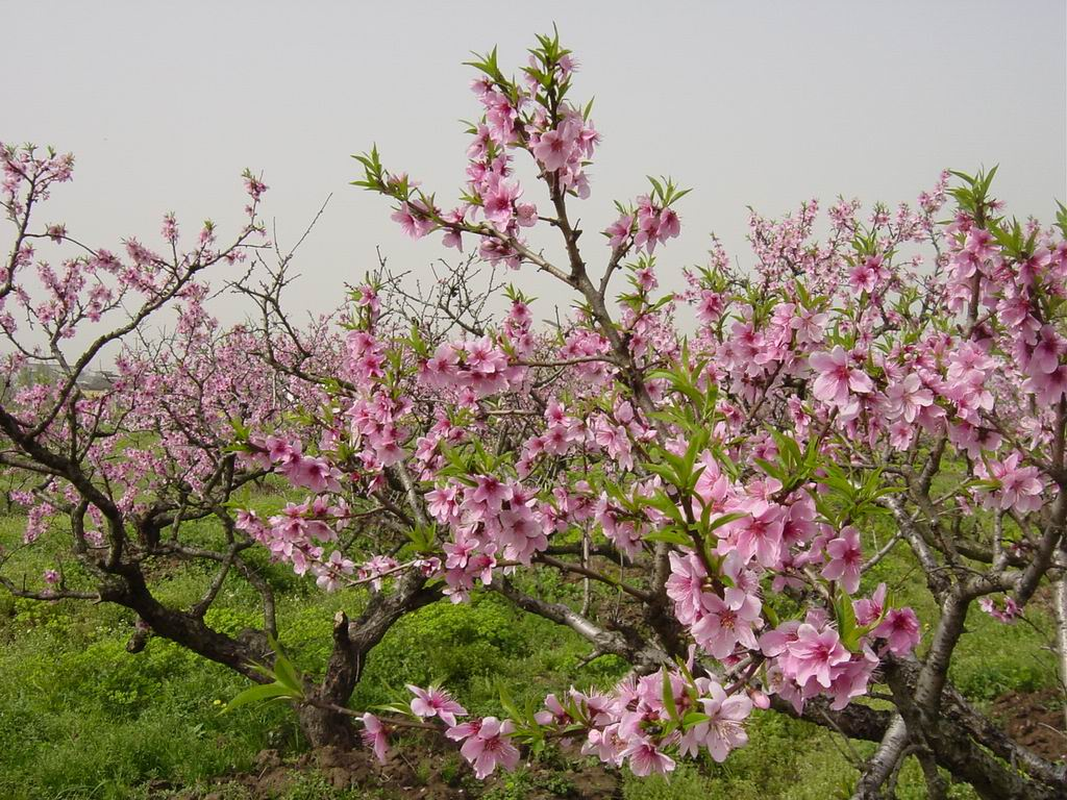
[232,31,1067,800]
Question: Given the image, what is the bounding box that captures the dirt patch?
[991,688,1067,762]
[167,741,622,799]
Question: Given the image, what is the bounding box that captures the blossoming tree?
[0,139,488,755]
[234,32,1067,799]
[0,141,349,683]
[4,28,1067,800]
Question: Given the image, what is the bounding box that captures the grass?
[0,502,1059,799]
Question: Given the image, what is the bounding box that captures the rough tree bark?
[297,571,441,748]
[1056,574,1067,732]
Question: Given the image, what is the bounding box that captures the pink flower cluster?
[528,109,599,196]
[538,668,754,776]
[364,43,604,271]
[236,498,349,578]
[765,584,918,712]
[420,336,527,403]
[979,594,1021,623]
[241,435,342,493]
[429,475,553,600]
[366,671,758,780]
[217,32,1067,787]
[656,454,921,714]
[362,685,520,780]
[605,195,681,255]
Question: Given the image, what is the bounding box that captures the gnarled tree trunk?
[298,571,440,749]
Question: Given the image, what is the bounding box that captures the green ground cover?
[0,501,1059,799]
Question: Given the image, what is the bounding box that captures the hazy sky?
[4,0,1066,330]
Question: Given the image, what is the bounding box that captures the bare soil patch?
[991,688,1067,762]
[167,743,622,799]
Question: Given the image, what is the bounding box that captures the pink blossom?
[976,452,1044,513]
[605,214,633,248]
[809,346,873,406]
[786,624,851,688]
[453,717,520,779]
[408,684,468,727]
[691,591,761,659]
[361,713,389,763]
[886,373,933,423]
[657,208,681,241]
[314,550,354,592]
[730,501,784,567]
[482,177,523,227]
[391,203,434,239]
[665,551,706,625]
[872,607,921,655]
[979,595,1021,623]
[622,737,676,776]
[532,125,575,172]
[583,724,626,766]
[470,475,512,513]
[821,526,863,594]
[685,681,752,762]
[853,583,887,626]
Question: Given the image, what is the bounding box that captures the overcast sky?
[4,0,1066,330]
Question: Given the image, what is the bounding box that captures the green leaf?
[661,670,678,722]
[763,604,781,628]
[836,590,861,653]
[644,461,681,487]
[499,683,521,722]
[638,490,686,524]
[707,511,747,533]
[407,523,438,552]
[372,701,415,717]
[266,635,304,694]
[227,417,250,441]
[224,682,299,714]
[754,457,786,481]
[681,711,710,729]
[644,527,693,547]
